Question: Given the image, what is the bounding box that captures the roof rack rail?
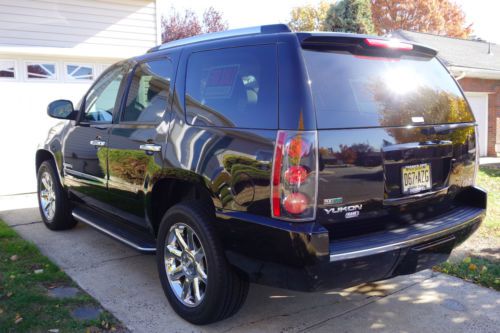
[148,24,291,53]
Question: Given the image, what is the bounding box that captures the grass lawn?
[476,165,500,237]
[0,220,126,333]
[434,165,500,291]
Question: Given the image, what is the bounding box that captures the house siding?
[0,0,157,52]
[459,77,500,156]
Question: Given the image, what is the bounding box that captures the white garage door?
[465,92,488,157]
[0,57,111,195]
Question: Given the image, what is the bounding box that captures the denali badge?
[324,204,363,215]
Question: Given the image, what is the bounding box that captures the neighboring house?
[0,0,161,195]
[393,30,500,157]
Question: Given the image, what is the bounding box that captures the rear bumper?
[217,187,486,292]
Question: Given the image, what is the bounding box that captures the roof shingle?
[392,30,500,72]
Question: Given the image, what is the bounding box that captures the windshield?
[302,50,474,129]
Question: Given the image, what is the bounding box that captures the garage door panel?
[465,93,488,156]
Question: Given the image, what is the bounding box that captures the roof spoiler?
[298,33,438,58]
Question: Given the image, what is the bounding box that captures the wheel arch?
[36,149,64,186]
[148,174,218,236]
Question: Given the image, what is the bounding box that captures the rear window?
[303,50,474,129]
[185,45,278,129]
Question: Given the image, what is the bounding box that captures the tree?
[162,7,227,43]
[324,0,375,34]
[288,1,331,32]
[371,0,472,38]
[202,6,228,33]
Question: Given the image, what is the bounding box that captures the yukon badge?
[324,204,363,218]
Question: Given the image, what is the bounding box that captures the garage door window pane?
[66,64,94,81]
[185,45,278,129]
[0,60,15,78]
[26,63,56,80]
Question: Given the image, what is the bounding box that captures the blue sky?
[159,0,500,43]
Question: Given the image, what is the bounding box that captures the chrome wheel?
[164,223,207,307]
[39,171,56,220]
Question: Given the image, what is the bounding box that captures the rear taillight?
[364,38,413,51]
[271,130,318,221]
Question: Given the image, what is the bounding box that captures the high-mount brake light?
[271,131,318,221]
[364,38,413,51]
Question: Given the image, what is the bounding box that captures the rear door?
[300,37,477,238]
[106,55,178,227]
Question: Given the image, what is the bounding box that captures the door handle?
[139,143,162,152]
[90,140,106,147]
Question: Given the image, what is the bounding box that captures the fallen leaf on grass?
[0,307,4,314]
[9,255,18,261]
[14,313,23,324]
[34,269,44,274]
[6,292,13,298]
[48,329,60,333]
[101,320,110,329]
[468,263,477,271]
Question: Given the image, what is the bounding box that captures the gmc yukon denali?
[36,24,487,324]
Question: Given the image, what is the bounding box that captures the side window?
[83,65,126,123]
[121,59,173,123]
[185,45,278,129]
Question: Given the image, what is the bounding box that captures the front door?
[106,57,176,227]
[63,64,129,208]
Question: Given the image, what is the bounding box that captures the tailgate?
[317,124,477,237]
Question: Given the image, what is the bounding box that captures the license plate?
[401,163,432,195]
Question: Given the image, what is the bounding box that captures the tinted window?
[303,50,474,129]
[83,66,126,123]
[185,45,278,129]
[121,59,173,123]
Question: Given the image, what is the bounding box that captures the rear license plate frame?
[401,163,432,195]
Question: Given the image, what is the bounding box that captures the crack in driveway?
[64,253,144,271]
[9,220,42,228]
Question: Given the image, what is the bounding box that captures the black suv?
[37,24,486,324]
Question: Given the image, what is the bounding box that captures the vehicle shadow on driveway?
[1,206,498,333]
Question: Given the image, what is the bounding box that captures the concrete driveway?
[1,194,498,333]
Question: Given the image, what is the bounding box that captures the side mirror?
[47,100,76,120]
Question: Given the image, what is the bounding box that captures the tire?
[156,201,249,324]
[37,160,77,231]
